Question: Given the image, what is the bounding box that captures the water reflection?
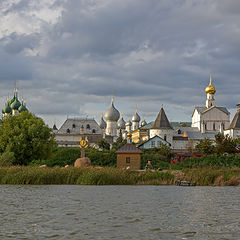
[0,185,239,239]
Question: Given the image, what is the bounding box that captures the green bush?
[0,151,15,166]
[171,154,240,170]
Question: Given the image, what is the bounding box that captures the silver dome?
[141,120,147,127]
[118,116,126,129]
[132,111,140,122]
[104,102,120,121]
[99,115,107,129]
[125,120,132,126]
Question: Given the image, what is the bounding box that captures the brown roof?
[116,143,143,154]
[152,107,173,129]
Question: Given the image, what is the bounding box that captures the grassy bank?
[0,166,239,186]
[0,167,174,185]
[182,168,240,186]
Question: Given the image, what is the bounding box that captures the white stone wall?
[191,109,201,130]
[202,108,230,131]
[192,107,230,132]
[150,129,173,146]
[106,121,118,136]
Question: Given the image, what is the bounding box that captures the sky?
[0,0,240,128]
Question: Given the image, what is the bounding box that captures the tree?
[112,136,127,151]
[215,134,237,154]
[195,138,215,155]
[97,139,110,150]
[0,111,56,165]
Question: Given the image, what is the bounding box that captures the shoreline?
[0,166,239,186]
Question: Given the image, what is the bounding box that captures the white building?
[192,73,230,133]
[224,103,240,138]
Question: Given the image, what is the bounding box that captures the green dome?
[9,95,16,105]
[11,98,21,110]
[4,102,12,114]
[18,102,27,112]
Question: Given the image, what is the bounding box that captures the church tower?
[205,72,216,108]
[150,107,173,146]
[132,109,140,131]
[104,96,120,137]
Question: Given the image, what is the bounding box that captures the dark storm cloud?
[1,32,40,54]
[1,0,240,126]
[0,49,33,81]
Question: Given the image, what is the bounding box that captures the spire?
[152,107,173,129]
[112,91,114,104]
[205,72,216,94]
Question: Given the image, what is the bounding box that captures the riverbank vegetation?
[0,166,174,185]
[0,166,239,186]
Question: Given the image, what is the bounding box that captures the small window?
[213,123,215,131]
[92,129,96,133]
[126,157,130,163]
[66,129,70,133]
[151,141,155,148]
[164,134,167,141]
[86,124,90,129]
[72,124,76,128]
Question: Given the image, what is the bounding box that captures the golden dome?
[205,72,216,94]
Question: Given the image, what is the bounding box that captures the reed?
[0,166,174,185]
[1,166,239,186]
[182,168,240,186]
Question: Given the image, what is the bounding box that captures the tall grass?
[0,167,174,185]
[0,166,239,186]
[183,168,240,186]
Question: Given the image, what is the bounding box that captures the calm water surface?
[0,185,239,240]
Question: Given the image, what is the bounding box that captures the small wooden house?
[116,143,143,170]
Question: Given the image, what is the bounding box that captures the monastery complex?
[53,73,240,152]
[2,73,240,152]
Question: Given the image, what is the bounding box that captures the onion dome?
[11,97,21,110]
[104,97,120,121]
[205,72,216,94]
[132,111,141,122]
[125,120,132,126]
[3,102,12,114]
[99,114,107,129]
[18,101,27,112]
[9,95,16,105]
[141,120,147,127]
[118,115,126,129]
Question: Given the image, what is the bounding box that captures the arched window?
[213,123,215,131]
[86,124,90,129]
[66,129,70,134]
[72,124,76,128]
[177,129,181,135]
[164,134,167,141]
[222,123,225,130]
[92,129,96,133]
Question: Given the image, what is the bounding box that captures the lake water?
[0,185,239,240]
